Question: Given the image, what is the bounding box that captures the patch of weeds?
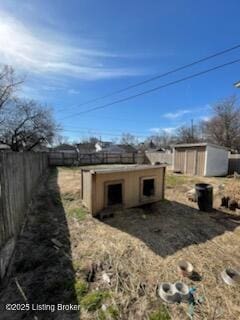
[68,207,87,221]
[166,174,187,188]
[62,192,77,202]
[149,306,171,320]
[97,306,119,320]
[107,305,119,319]
[73,260,82,271]
[81,291,110,312]
[75,280,88,302]
[97,310,107,320]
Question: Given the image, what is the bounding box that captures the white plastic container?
[158,282,190,303]
[174,282,190,301]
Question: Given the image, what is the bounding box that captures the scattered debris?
[234,171,240,179]
[51,238,63,248]
[187,287,205,320]
[218,184,225,191]
[228,199,238,211]
[186,189,197,202]
[15,277,28,302]
[102,271,111,285]
[221,196,230,207]
[86,262,98,282]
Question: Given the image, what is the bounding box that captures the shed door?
[196,147,206,176]
[174,148,185,173]
[186,149,196,175]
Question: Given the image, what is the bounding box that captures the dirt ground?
[0,167,240,320]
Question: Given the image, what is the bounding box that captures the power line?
[63,126,156,135]
[59,44,240,111]
[61,57,240,119]
[62,129,149,138]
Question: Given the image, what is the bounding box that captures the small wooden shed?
[80,164,166,216]
[173,143,229,176]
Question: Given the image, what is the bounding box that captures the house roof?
[117,144,137,153]
[52,144,77,151]
[173,142,229,150]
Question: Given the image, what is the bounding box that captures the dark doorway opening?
[143,179,155,197]
[107,183,123,206]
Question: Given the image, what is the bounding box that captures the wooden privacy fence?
[145,152,173,167]
[0,152,48,279]
[48,152,146,166]
[228,154,240,174]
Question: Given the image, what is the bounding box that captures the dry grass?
[60,168,240,320]
[1,168,239,320]
[224,180,240,202]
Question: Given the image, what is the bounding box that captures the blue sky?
[0,0,240,142]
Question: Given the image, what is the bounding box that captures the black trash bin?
[195,183,213,212]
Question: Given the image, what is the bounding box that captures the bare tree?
[0,65,23,112]
[145,131,175,149]
[203,96,240,151]
[120,133,138,145]
[176,123,202,143]
[0,99,59,151]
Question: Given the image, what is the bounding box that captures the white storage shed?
[173,143,229,176]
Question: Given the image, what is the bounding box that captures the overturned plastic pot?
[177,260,193,277]
[221,268,240,286]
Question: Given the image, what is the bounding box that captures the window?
[107,183,123,206]
[143,178,155,197]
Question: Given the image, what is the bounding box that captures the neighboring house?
[76,142,96,153]
[51,144,78,153]
[96,141,137,153]
[95,141,113,152]
[117,144,138,153]
[173,143,229,176]
[32,145,51,152]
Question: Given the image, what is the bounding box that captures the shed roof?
[173,142,229,150]
[85,164,166,174]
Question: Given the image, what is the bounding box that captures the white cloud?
[163,109,191,119]
[0,11,141,80]
[149,127,177,134]
[200,116,210,121]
